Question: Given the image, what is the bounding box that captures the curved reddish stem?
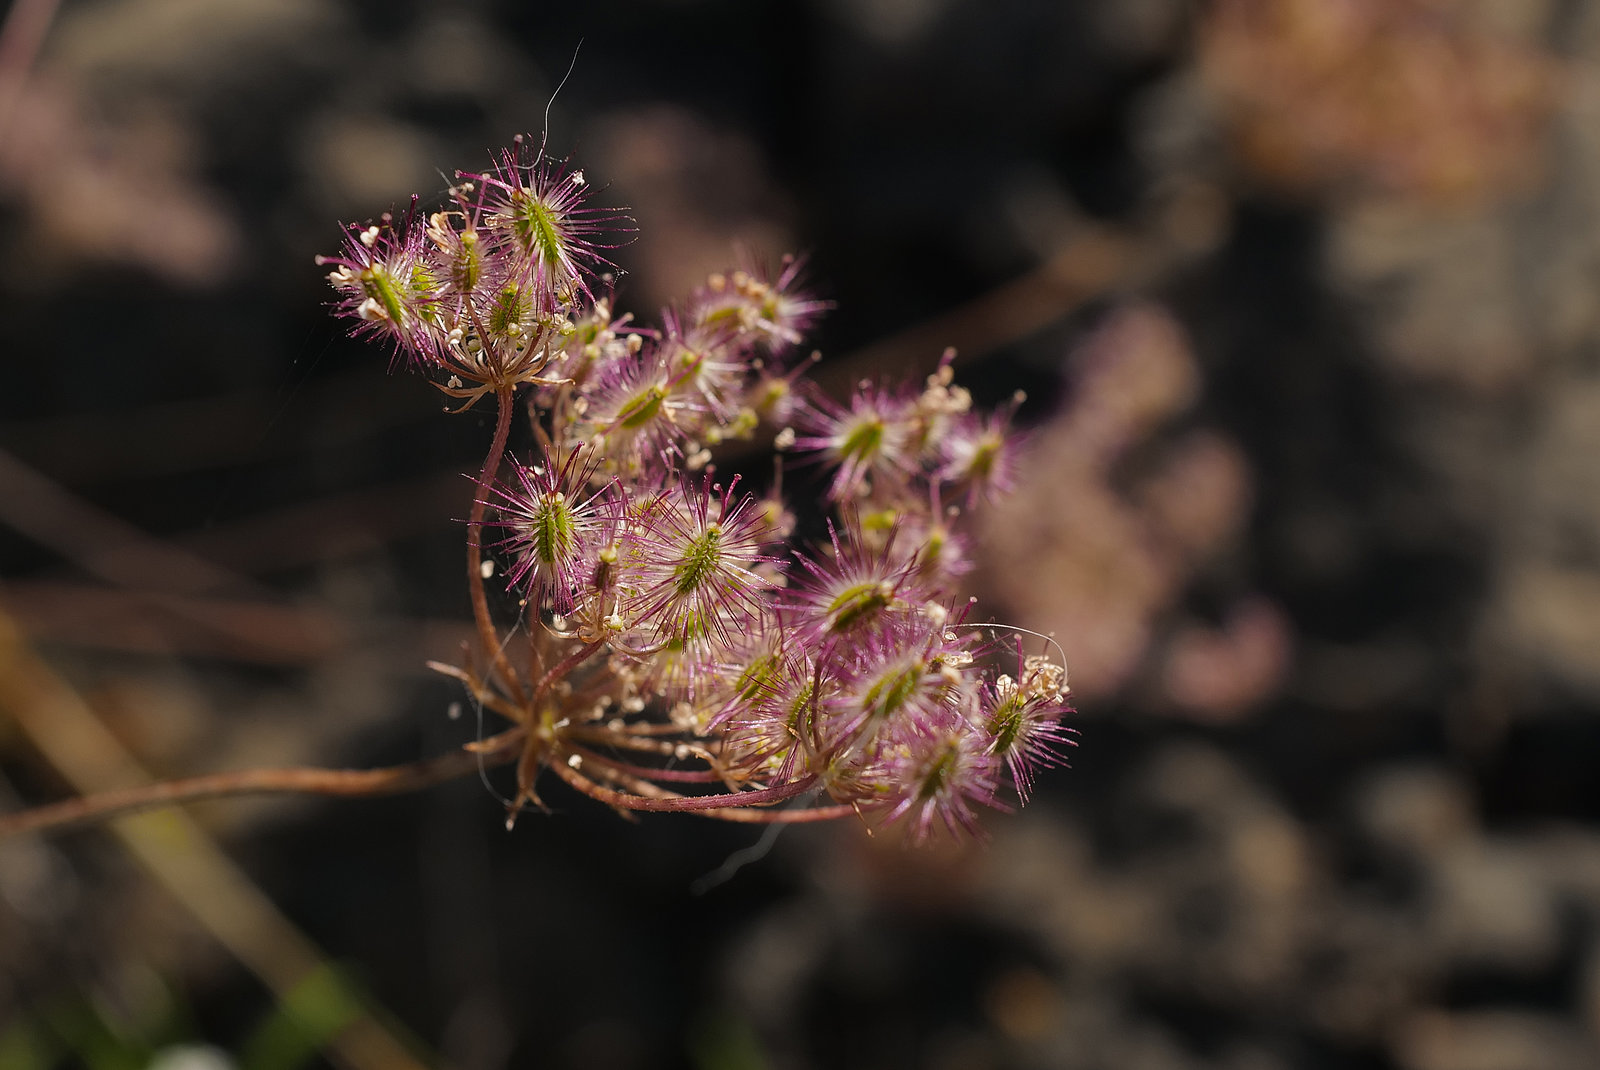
[0,727,527,838]
[550,759,851,823]
[552,760,819,812]
[530,636,604,710]
[467,388,525,701]
[572,746,724,783]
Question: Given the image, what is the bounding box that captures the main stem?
[468,387,524,702]
[0,727,527,838]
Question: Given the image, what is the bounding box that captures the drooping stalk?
[0,727,527,838]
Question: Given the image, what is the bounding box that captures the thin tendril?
[691,823,788,895]
[957,622,1070,681]
[537,40,583,167]
[468,680,517,809]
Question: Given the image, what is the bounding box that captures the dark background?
[4,1,1600,1068]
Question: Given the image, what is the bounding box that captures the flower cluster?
[320,136,1072,841]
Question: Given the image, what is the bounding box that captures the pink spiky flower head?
[485,446,618,614]
[784,516,933,649]
[938,393,1025,506]
[582,339,704,474]
[465,136,631,309]
[818,609,970,752]
[881,712,1005,842]
[316,205,444,368]
[688,255,832,355]
[625,476,777,646]
[979,636,1075,801]
[791,380,917,501]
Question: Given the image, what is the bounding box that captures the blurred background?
[4,0,1600,1068]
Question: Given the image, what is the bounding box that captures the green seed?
[839,418,884,462]
[513,190,566,268]
[672,524,723,596]
[361,265,406,324]
[825,581,892,633]
[530,494,575,564]
[616,385,666,429]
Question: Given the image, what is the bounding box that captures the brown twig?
[0,727,526,839]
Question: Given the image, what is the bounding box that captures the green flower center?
[838,417,884,463]
[824,580,893,633]
[528,492,576,564]
[863,660,924,722]
[672,523,724,596]
[616,384,666,429]
[510,190,567,270]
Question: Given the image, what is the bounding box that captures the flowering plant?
[0,136,1071,844]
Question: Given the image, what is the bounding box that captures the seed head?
[486,446,618,614]
[317,208,443,368]
[626,477,776,646]
[792,381,917,500]
[467,142,630,308]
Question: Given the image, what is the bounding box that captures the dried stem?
[0,727,526,839]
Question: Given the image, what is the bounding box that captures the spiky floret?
[880,710,1003,842]
[784,518,930,647]
[938,395,1025,506]
[716,644,824,781]
[819,611,967,751]
[791,380,916,500]
[486,446,618,614]
[581,342,702,473]
[465,138,630,307]
[625,477,776,646]
[659,306,753,426]
[423,194,487,307]
[687,255,831,354]
[317,207,444,367]
[897,505,974,588]
[979,644,1075,801]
